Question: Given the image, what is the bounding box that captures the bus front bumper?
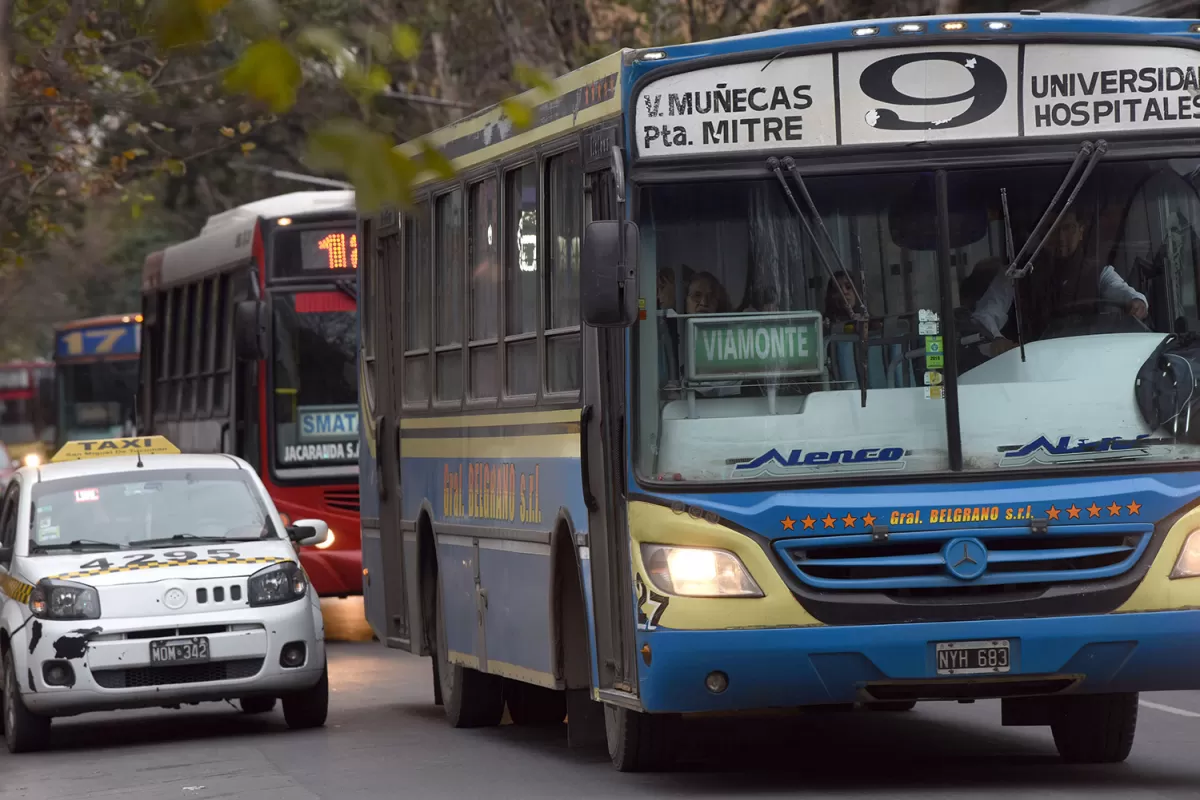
[636,610,1200,714]
[298,548,362,597]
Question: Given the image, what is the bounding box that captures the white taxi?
[0,436,329,752]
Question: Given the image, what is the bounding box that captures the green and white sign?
[685,312,824,381]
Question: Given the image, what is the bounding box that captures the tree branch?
[49,0,86,65]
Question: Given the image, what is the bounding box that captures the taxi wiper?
[126,534,232,548]
[768,156,870,407]
[31,539,122,553]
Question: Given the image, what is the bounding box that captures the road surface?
[3,599,1199,799]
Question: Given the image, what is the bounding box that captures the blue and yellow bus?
[52,314,141,448]
[361,12,1200,770]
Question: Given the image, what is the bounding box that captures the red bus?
[138,191,361,596]
[0,361,55,469]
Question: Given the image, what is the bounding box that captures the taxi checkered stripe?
[49,556,289,581]
[1,575,33,603]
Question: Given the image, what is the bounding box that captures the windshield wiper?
[334,277,357,303]
[1006,139,1108,281]
[126,534,237,548]
[768,156,870,407]
[31,539,122,553]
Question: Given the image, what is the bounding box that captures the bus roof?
[402,49,626,184]
[54,314,142,333]
[147,190,355,291]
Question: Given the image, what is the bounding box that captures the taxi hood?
[19,540,297,588]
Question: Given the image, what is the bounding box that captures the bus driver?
[970,206,1149,347]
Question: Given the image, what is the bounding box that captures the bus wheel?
[1051,692,1138,764]
[604,704,675,772]
[505,680,565,726]
[865,700,916,712]
[435,576,503,728]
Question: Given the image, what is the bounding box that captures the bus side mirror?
[234,300,268,361]
[581,220,639,328]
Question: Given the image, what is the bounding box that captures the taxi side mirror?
[234,299,268,361]
[288,519,329,548]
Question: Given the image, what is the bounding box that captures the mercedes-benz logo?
[942,537,988,580]
[163,587,187,610]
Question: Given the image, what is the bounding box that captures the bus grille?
[774,523,1154,596]
[323,488,360,514]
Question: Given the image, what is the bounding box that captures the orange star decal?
[782,516,796,531]
[1046,505,1060,520]
[1126,500,1141,516]
[1087,503,1101,518]
[821,514,836,529]
[862,513,877,527]
[801,515,816,530]
[1107,501,1122,517]
[841,512,858,528]
[1067,504,1081,519]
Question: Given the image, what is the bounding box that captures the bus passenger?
[685,271,731,315]
[971,207,1148,342]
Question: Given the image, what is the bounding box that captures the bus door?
[580,125,638,697]
[374,210,416,650]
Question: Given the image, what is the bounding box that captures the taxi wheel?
[282,666,328,730]
[1051,692,1138,764]
[4,653,50,753]
[240,696,277,714]
[505,679,565,726]
[435,575,503,728]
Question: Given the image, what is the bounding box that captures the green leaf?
[391,24,420,61]
[306,120,414,213]
[297,26,347,63]
[224,39,302,113]
[131,203,143,220]
[151,0,211,49]
[163,159,187,177]
[364,27,392,63]
[513,63,553,93]
[501,98,534,130]
[416,141,455,180]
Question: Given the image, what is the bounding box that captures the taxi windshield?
[28,468,277,553]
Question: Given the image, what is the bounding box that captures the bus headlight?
[640,544,763,597]
[23,453,40,468]
[1170,529,1200,578]
[315,528,335,549]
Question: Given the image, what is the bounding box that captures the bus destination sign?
[299,229,359,272]
[685,312,824,381]
[635,43,1200,159]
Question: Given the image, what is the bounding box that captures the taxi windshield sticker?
[75,488,100,503]
[39,525,61,542]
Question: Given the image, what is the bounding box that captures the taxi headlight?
[30,579,101,620]
[640,544,763,597]
[248,562,308,606]
[1170,528,1200,578]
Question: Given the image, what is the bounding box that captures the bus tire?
[435,576,503,728]
[865,700,916,712]
[4,652,50,753]
[1051,692,1138,764]
[505,679,565,726]
[604,704,675,773]
[431,657,444,706]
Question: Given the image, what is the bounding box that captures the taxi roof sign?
[51,436,181,462]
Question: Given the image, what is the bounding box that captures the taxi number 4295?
[78,549,242,571]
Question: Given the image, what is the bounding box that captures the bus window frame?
[465,171,502,409]
[627,134,1200,493]
[432,185,466,410]
[262,214,361,484]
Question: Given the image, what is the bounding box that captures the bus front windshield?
[635,157,1200,484]
[272,291,359,472]
[57,361,138,442]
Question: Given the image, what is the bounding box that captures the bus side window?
[546,149,583,395]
